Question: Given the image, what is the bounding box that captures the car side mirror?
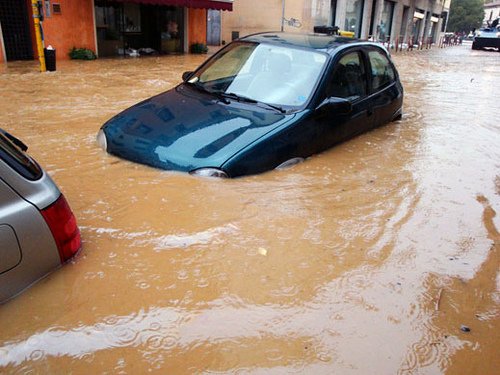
[182,71,194,81]
[316,97,352,115]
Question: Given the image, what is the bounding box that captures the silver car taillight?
[40,194,81,263]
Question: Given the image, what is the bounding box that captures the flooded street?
[0,45,499,374]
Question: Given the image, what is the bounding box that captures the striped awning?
[113,0,233,11]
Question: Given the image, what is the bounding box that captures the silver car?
[0,129,81,304]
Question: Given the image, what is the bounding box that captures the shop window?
[52,3,61,15]
[124,3,140,33]
[160,6,184,54]
[95,2,124,56]
[378,1,394,41]
[344,0,364,37]
[95,5,122,41]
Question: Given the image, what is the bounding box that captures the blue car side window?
[326,52,367,101]
[368,50,395,91]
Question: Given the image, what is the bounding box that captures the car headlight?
[96,129,107,151]
[189,168,228,178]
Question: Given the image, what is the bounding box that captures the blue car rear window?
[0,132,42,181]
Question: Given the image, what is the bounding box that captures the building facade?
[483,0,500,26]
[0,0,233,64]
[222,0,451,46]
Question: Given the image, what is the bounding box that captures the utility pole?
[281,0,285,32]
[31,0,46,72]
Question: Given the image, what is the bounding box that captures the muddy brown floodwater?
[0,45,499,374]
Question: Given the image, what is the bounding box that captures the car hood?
[102,84,294,173]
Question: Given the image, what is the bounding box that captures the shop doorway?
[330,0,337,26]
[0,0,33,61]
[207,9,220,46]
[378,0,395,41]
[412,10,425,41]
[95,1,124,57]
[400,6,410,41]
[345,0,364,38]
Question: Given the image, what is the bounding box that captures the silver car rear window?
[0,132,42,181]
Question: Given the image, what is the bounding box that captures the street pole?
[281,0,285,32]
[31,0,46,72]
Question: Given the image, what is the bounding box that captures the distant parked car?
[0,129,81,304]
[472,18,500,51]
[97,32,403,177]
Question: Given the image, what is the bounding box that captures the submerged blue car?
[97,33,403,177]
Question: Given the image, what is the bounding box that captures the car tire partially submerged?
[275,157,305,170]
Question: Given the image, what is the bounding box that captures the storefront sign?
[413,11,425,20]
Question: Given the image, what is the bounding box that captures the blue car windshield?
[188,42,328,107]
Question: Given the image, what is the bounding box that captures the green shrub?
[69,47,97,60]
[190,43,208,54]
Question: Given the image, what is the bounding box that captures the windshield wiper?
[188,82,230,104]
[221,92,287,114]
[257,101,287,114]
[220,92,257,103]
[188,84,287,113]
